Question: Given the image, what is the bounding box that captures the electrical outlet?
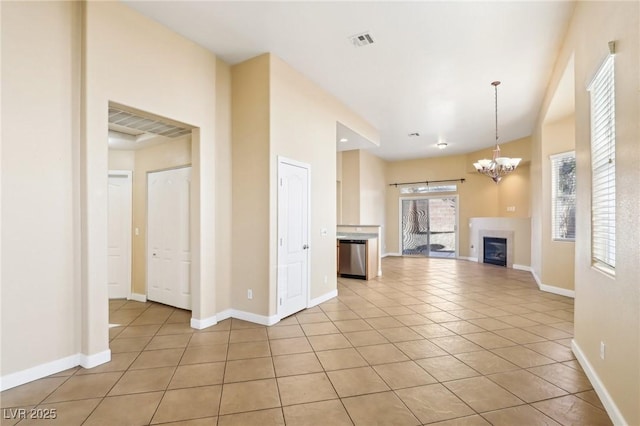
[247,289,253,300]
[600,341,606,360]
[507,206,516,212]
[324,275,328,284]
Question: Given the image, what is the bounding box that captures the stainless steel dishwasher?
[339,239,366,279]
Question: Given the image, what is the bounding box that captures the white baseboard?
[538,283,575,298]
[458,256,477,262]
[79,349,111,369]
[216,309,233,322]
[184,307,281,329]
[531,270,575,298]
[128,293,147,303]
[0,350,111,392]
[309,289,338,308]
[230,309,279,326]
[190,315,218,330]
[382,252,401,257]
[191,309,279,328]
[531,269,543,287]
[207,295,338,329]
[571,340,626,425]
[513,264,532,272]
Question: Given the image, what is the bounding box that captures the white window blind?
[551,151,576,241]
[588,55,615,271]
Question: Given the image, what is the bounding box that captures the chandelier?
[473,81,521,183]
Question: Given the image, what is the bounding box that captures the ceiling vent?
[349,32,374,47]
[108,107,191,138]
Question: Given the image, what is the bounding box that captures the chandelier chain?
[494,82,499,143]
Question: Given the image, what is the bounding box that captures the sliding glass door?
[401,197,457,257]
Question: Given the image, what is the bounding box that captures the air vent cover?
[108,107,191,138]
[349,32,374,47]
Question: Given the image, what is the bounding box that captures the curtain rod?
[389,178,466,187]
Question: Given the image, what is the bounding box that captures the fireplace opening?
[483,237,507,267]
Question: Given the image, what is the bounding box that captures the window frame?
[550,151,576,242]
[587,54,616,274]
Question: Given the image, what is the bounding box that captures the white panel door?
[147,167,191,310]
[277,159,310,319]
[108,171,132,299]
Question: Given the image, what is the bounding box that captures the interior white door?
[147,167,192,310]
[277,159,310,319]
[108,171,132,299]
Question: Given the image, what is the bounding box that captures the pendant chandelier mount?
[473,81,521,183]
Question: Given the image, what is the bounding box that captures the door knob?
[303,244,309,250]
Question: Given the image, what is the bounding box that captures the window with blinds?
[551,151,576,241]
[588,55,615,272]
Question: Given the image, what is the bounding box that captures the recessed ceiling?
[123,1,574,161]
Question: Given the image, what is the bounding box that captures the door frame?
[398,194,459,258]
[108,170,133,300]
[276,156,311,320]
[145,165,193,308]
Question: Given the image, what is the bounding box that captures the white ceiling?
[123,1,574,161]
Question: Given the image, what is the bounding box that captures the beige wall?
[231,53,378,317]
[541,115,576,291]
[385,137,531,257]
[270,55,379,308]
[231,54,271,315]
[84,1,221,357]
[1,0,81,376]
[108,150,135,170]
[215,59,233,313]
[340,150,360,225]
[336,152,343,223]
[2,0,227,381]
[338,149,387,243]
[358,149,387,229]
[531,2,639,423]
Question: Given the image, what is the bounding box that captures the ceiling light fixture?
[473,81,521,183]
[436,142,448,149]
[339,138,348,143]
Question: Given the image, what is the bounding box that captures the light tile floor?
[1,257,613,425]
